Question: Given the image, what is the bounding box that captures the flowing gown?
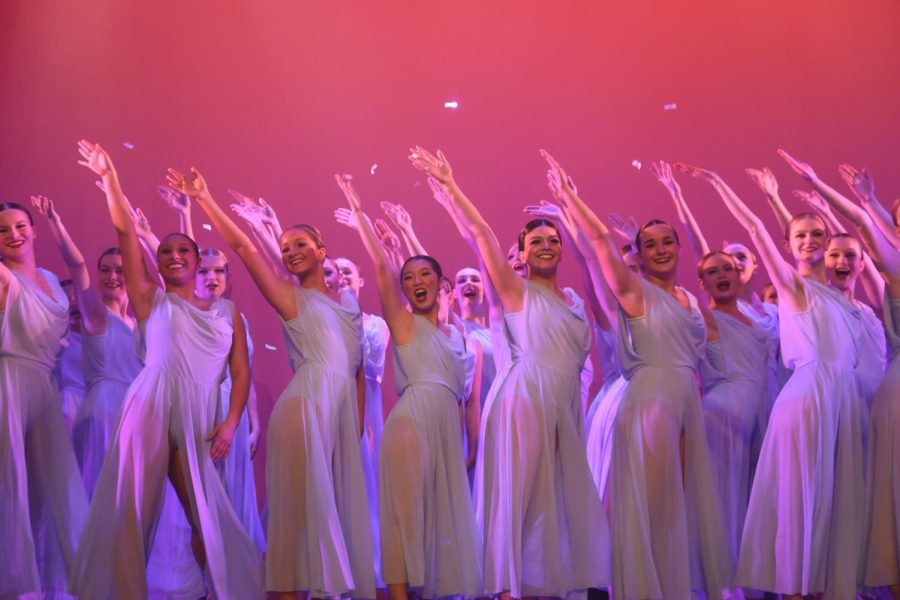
[71,289,263,599]
[736,280,865,599]
[218,314,266,554]
[56,330,85,429]
[698,311,770,568]
[379,315,481,597]
[585,324,626,503]
[72,309,142,497]
[477,280,609,598]
[265,287,374,598]
[864,294,900,588]
[606,280,731,600]
[0,268,88,598]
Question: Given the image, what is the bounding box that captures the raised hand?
[132,207,153,240]
[157,185,191,214]
[334,207,359,230]
[427,177,452,208]
[674,162,721,183]
[373,218,401,252]
[608,212,639,243]
[745,167,780,197]
[30,195,58,222]
[380,201,413,230]
[227,188,256,208]
[77,140,114,178]
[166,167,209,200]
[230,202,264,229]
[334,174,363,212]
[540,149,577,202]
[794,189,832,215]
[839,164,875,201]
[408,146,453,184]
[777,149,818,182]
[650,160,682,195]
[523,200,564,221]
[257,198,279,228]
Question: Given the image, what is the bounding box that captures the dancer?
[0,200,89,598]
[56,278,86,432]
[336,175,481,600]
[29,196,142,498]
[777,156,900,598]
[537,151,729,599]
[169,166,373,599]
[410,146,609,598]
[70,141,262,598]
[676,159,865,600]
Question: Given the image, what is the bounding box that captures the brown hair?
[696,250,736,278]
[283,224,325,248]
[784,212,828,241]
[0,202,34,225]
[635,219,680,251]
[518,219,561,252]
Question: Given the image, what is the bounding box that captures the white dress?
[0,268,88,598]
[219,314,266,554]
[864,294,900,588]
[476,281,609,598]
[379,315,481,596]
[736,280,865,599]
[56,330,85,428]
[606,280,731,599]
[71,289,264,599]
[265,287,374,598]
[73,309,142,497]
[585,324,625,503]
[698,311,770,568]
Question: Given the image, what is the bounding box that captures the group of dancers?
[1,139,898,600]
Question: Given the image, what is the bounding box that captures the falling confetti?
[663,103,678,111]
[370,163,378,175]
[341,173,353,181]
[264,343,277,351]
[631,160,642,170]
[122,142,135,149]
[444,101,459,109]
[201,223,212,231]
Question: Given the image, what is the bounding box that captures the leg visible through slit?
[167,435,205,570]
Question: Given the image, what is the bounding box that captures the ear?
[316,247,327,262]
[357,276,365,289]
[782,239,792,254]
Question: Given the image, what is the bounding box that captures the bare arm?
[409,147,525,312]
[747,167,792,234]
[650,161,710,261]
[167,168,296,320]
[158,185,195,240]
[464,341,483,471]
[840,165,900,250]
[77,140,158,321]
[676,162,807,313]
[208,303,250,461]
[382,201,428,256]
[229,199,292,281]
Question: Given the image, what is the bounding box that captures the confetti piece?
[264,343,277,351]
[122,142,135,149]
[202,223,212,231]
[341,173,353,181]
[663,103,678,111]
[631,160,642,170]
[444,101,459,109]
[370,163,378,175]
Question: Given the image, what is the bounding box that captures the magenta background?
[3,1,899,504]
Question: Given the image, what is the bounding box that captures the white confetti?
[122,142,135,149]
[631,160,642,170]
[201,223,212,231]
[663,103,678,111]
[370,163,378,175]
[341,173,353,181]
[443,100,459,109]
[264,343,277,351]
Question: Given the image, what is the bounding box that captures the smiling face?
[195,253,229,301]
[521,224,562,278]
[698,252,740,304]
[454,267,484,311]
[786,215,827,266]
[506,243,527,278]
[824,236,863,293]
[723,242,757,286]
[0,208,35,262]
[97,252,127,304]
[401,258,441,315]
[157,233,199,285]
[637,223,680,278]
[335,257,362,297]
[323,256,342,291]
[280,227,326,278]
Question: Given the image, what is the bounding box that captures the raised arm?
[747,167,792,234]
[229,195,291,281]
[676,163,807,312]
[381,201,429,256]
[30,195,109,334]
[839,164,900,250]
[77,140,158,320]
[166,168,296,320]
[650,161,710,261]
[540,149,645,317]
[408,147,525,312]
[158,185,195,240]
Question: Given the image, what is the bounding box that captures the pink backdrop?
[3,1,899,503]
